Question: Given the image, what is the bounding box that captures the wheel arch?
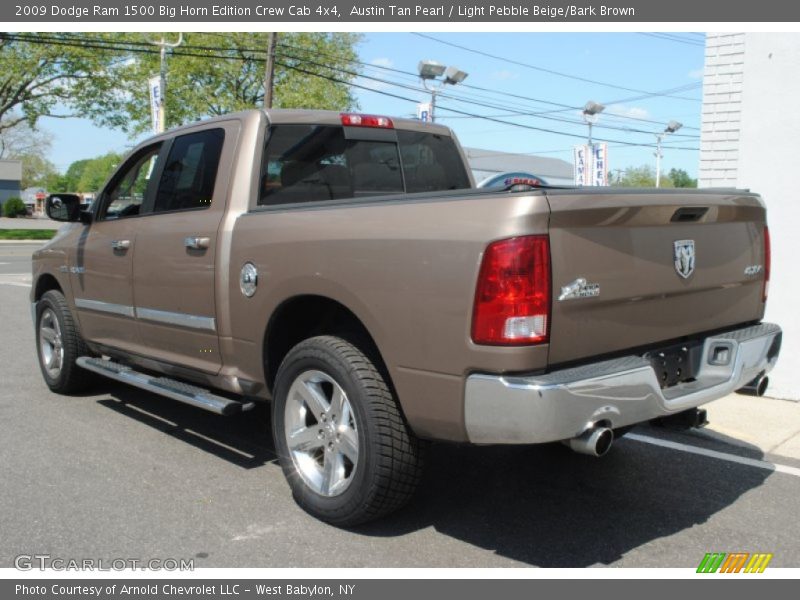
[262,294,394,399]
[33,272,64,301]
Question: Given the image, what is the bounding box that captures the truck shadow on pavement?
[96,383,278,470]
[359,430,773,567]
[95,382,771,567]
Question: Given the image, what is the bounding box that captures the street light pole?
[582,100,605,186]
[655,134,664,188]
[655,120,683,188]
[149,33,183,133]
[418,61,468,123]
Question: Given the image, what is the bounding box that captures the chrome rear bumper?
[464,322,782,444]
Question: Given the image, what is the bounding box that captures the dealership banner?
[5,0,800,22]
[574,144,589,186]
[148,76,162,134]
[574,143,607,186]
[592,142,608,186]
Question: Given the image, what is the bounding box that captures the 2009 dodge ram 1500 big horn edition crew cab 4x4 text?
[32,109,782,525]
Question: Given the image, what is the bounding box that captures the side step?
[76,356,255,416]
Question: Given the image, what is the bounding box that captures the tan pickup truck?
[32,109,781,525]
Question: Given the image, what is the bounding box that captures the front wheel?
[272,336,425,526]
[35,290,93,394]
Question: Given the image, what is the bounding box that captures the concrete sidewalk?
[0,216,60,229]
[701,393,800,460]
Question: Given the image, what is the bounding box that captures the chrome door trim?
[136,307,217,331]
[74,298,136,318]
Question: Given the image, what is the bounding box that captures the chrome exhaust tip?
[737,374,769,397]
[565,426,614,457]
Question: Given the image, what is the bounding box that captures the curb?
[0,240,48,245]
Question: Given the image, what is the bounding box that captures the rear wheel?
[272,335,425,526]
[36,290,93,394]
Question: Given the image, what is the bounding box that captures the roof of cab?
[129,108,455,156]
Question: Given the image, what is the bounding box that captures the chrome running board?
[76,356,255,416]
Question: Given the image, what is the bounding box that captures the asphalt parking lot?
[1,242,799,568]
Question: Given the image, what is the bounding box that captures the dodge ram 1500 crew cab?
[32,109,782,525]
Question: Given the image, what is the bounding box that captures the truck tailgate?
[546,190,767,365]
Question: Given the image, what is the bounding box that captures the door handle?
[111,239,131,250]
[184,236,210,250]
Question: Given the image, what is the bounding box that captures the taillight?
[340,113,394,128]
[763,225,771,302]
[472,235,551,345]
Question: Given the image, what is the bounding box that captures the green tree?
[0,118,59,189]
[1,32,361,136]
[668,168,698,188]
[2,197,26,218]
[92,32,362,134]
[0,33,121,135]
[62,159,91,191]
[0,117,53,159]
[614,165,675,188]
[19,153,59,189]
[75,153,122,193]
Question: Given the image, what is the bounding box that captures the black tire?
[35,290,93,394]
[272,335,425,526]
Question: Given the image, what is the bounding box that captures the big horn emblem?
[674,239,696,279]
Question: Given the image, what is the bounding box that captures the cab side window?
[154,129,225,213]
[100,145,161,220]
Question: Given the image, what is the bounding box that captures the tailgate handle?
[671,206,708,222]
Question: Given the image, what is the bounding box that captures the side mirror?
[46,194,82,222]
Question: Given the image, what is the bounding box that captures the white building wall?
[700,32,800,400]
[698,33,745,187]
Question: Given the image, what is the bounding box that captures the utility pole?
[149,33,183,133]
[263,32,278,109]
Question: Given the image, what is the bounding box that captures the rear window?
[259,124,470,206]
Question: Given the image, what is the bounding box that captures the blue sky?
[41,32,705,177]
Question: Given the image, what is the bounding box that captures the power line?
[268,44,701,139]
[270,42,701,136]
[276,59,700,151]
[1,33,700,152]
[7,32,701,132]
[411,32,702,101]
[639,33,706,47]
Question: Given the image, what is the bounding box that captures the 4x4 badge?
[674,239,695,279]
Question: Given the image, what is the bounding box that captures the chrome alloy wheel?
[284,370,359,497]
[38,308,64,379]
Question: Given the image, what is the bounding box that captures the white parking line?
[627,433,800,478]
[0,282,31,288]
[0,274,32,288]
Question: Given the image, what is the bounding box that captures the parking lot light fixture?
[582,100,606,146]
[417,60,469,122]
[418,60,447,80]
